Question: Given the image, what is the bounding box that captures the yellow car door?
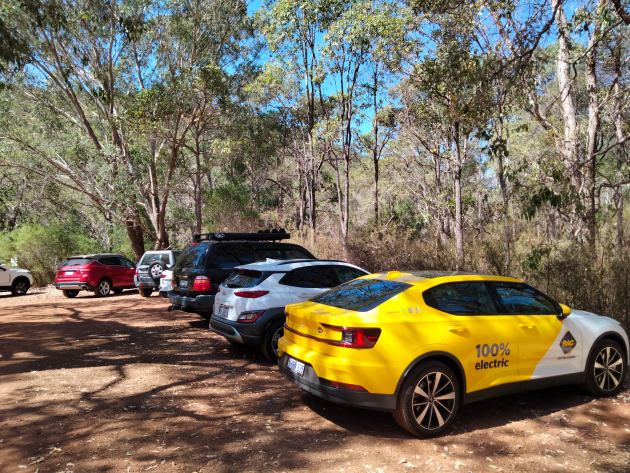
[425,281,520,395]
[489,282,566,382]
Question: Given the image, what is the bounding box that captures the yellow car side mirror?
[559,303,571,318]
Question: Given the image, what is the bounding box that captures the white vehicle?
[159,270,173,298]
[0,262,33,296]
[210,259,369,362]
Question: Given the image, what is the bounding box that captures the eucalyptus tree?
[0,0,251,257]
[127,0,250,242]
[257,0,342,248]
[0,0,156,258]
[400,6,499,269]
[484,0,630,250]
[322,0,407,255]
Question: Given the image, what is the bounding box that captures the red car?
[55,253,136,298]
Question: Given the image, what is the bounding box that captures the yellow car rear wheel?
[393,361,461,437]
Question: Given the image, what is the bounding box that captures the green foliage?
[204,183,261,231]
[525,245,551,271]
[0,222,102,286]
[392,197,424,234]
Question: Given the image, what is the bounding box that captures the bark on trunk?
[125,218,145,262]
[614,45,627,250]
[584,0,603,249]
[496,118,510,273]
[453,122,465,270]
[551,0,578,175]
[372,72,380,229]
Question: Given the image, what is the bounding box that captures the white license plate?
[64,271,74,276]
[287,357,305,376]
[217,305,229,318]
[179,279,188,288]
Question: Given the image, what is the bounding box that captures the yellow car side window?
[491,282,557,315]
[424,282,498,315]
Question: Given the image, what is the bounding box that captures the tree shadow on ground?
[304,383,594,437]
[1,297,629,473]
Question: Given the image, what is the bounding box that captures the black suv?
[168,230,315,317]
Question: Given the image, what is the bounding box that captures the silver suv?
[134,250,181,297]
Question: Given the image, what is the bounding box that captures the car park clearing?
[1,288,630,473]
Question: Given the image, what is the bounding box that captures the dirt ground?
[1,288,630,473]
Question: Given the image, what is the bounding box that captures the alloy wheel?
[150,265,163,278]
[271,326,284,356]
[594,346,623,391]
[99,281,111,296]
[411,371,456,430]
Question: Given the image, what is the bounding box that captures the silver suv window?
[140,253,170,265]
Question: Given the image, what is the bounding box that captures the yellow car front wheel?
[393,361,461,437]
[580,339,627,397]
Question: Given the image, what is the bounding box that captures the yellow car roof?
[364,271,521,287]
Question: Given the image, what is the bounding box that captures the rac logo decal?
[560,330,577,354]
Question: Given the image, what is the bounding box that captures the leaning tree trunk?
[125,217,145,262]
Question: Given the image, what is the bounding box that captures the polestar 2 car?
[278,271,629,437]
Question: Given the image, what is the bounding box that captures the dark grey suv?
[168,231,315,318]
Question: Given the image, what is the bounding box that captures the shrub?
[0,223,102,286]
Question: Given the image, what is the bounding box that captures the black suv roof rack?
[193,229,290,243]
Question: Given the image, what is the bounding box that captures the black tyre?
[261,320,284,363]
[139,288,153,297]
[93,279,111,297]
[62,289,79,298]
[148,261,167,281]
[580,339,627,397]
[392,361,461,437]
[11,278,30,296]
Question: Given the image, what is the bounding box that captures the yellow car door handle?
[519,323,535,329]
[447,326,467,332]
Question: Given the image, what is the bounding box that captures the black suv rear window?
[175,244,209,269]
[216,247,254,269]
[62,258,92,267]
[223,269,264,289]
[310,279,412,312]
[285,247,313,259]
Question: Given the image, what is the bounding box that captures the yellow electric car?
[278,271,629,437]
